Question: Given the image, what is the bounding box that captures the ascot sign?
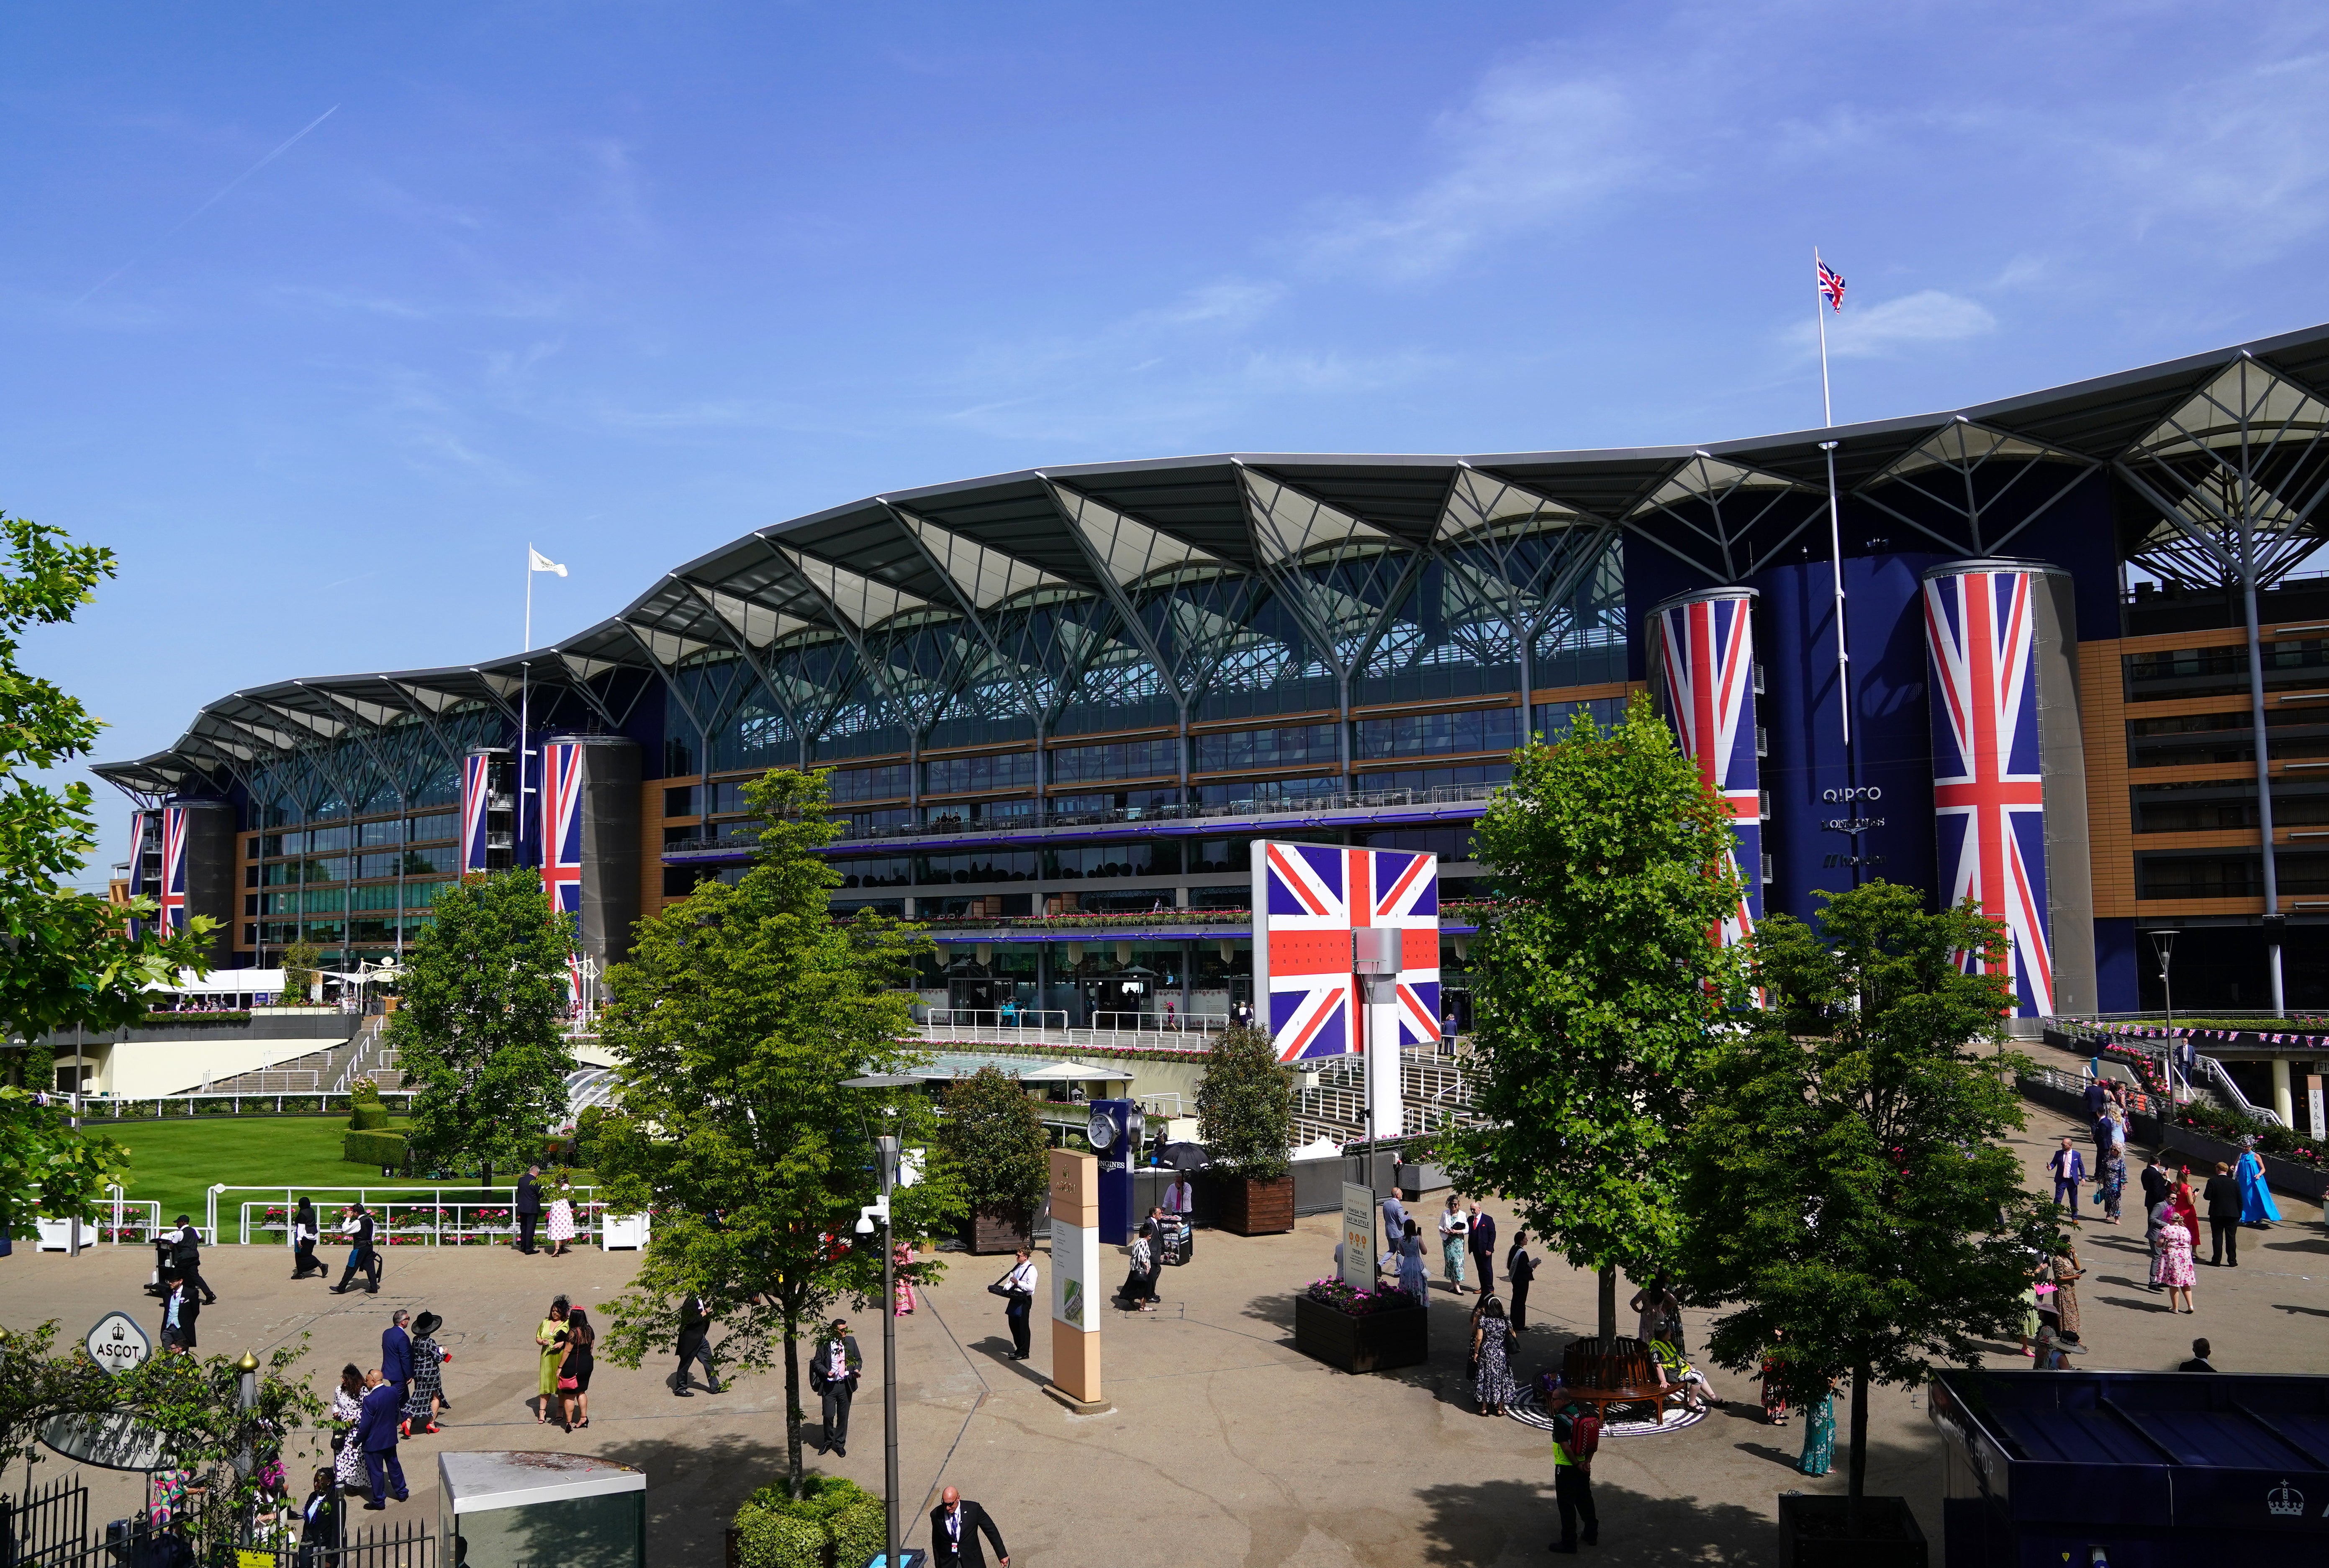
[85,1311,151,1376]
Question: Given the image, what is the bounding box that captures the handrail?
[2196,1054,2286,1128]
[212,1183,604,1246]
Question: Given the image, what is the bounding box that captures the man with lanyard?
[1164,1170,1196,1225]
[1001,1248,1037,1362]
[1550,1400,1600,1553]
[928,1485,1009,1568]
[809,1317,861,1457]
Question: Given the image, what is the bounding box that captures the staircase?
[1293,1050,1487,1145]
[205,1019,378,1095]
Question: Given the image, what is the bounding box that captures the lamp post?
[842,1073,924,1568]
[2147,929,2180,1098]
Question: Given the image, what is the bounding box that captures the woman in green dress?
[1797,1376,1837,1476]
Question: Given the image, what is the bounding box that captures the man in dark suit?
[2179,1336,2216,1371]
[2202,1162,2244,1266]
[382,1310,414,1402]
[354,1370,408,1509]
[515,1166,543,1255]
[334,1206,380,1294]
[809,1318,862,1456]
[1466,1204,1497,1296]
[171,1216,218,1305]
[159,1272,200,1352]
[928,1486,1008,1568]
[674,1293,722,1396]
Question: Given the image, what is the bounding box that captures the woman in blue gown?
[2237,1137,2283,1224]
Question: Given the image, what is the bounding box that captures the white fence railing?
[83,1090,417,1118]
[1090,1011,1227,1033]
[95,1186,164,1245]
[924,1009,1070,1032]
[2197,1055,2287,1128]
[211,1184,610,1247]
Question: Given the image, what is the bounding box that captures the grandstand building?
[96,323,2329,1022]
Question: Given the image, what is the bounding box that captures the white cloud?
[1294,65,1647,281]
[1796,290,1999,359]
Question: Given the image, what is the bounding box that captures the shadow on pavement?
[2265,1237,2329,1255]
[2274,1303,2329,1319]
[596,1429,801,1566]
[1415,1474,1767,1566]
[2096,1294,2177,1315]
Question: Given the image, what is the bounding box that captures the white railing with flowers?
[214,1184,612,1248]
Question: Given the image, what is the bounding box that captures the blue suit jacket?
[382,1325,413,1386]
[356,1382,402,1451]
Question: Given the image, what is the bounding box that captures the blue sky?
[9,2,2329,880]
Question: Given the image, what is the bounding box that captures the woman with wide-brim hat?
[401,1310,449,1436]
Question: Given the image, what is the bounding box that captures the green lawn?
[95,1114,412,1234]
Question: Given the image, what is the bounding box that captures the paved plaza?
[1,1107,2322,1566]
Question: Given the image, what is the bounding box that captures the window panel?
[1355,707,1520,762]
[925,752,1038,795]
[1045,842,1181,879]
[915,850,1040,885]
[833,855,912,889]
[1050,738,1180,784]
[1194,724,1339,771]
[828,764,912,803]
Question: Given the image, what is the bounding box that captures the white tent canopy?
[146,968,286,996]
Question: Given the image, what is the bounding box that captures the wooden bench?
[1548,1335,1691,1424]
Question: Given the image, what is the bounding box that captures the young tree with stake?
[1441,695,1747,1339]
[1677,882,2059,1531]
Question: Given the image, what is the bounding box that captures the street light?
[2147,929,2180,1096]
[840,1073,925,1568]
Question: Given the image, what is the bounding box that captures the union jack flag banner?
[540,741,585,919]
[1924,566,2054,1016]
[126,810,151,939]
[1817,256,1846,312]
[460,752,497,874]
[1249,842,1439,1063]
[1651,589,1761,947]
[157,805,190,937]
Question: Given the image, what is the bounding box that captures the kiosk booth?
[439,1451,645,1568]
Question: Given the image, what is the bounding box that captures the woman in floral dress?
[546,1186,575,1257]
[1470,1297,1517,1416]
[2049,1247,2084,1343]
[1760,1328,1788,1426]
[402,1311,447,1435]
[328,1363,366,1492]
[2159,1208,2197,1314]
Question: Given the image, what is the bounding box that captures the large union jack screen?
[157,805,190,937]
[1924,565,2054,1017]
[540,741,584,919]
[1250,842,1439,1063]
[1651,588,1761,948]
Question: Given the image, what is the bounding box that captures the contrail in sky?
[70,103,341,310]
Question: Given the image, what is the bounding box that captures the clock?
[1086,1107,1118,1150]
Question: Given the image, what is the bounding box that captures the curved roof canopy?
[97,321,2329,801]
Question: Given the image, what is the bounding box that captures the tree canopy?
[1442,694,1748,1336]
[386,867,576,1185]
[940,1065,1049,1216]
[0,518,214,1232]
[1196,1023,1294,1179]
[1676,881,2057,1519]
[591,768,960,1496]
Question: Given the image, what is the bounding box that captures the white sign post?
[84,1311,150,1377]
[2309,1074,2324,1143]
[1340,1182,1376,1292]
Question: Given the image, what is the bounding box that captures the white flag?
[529,547,568,577]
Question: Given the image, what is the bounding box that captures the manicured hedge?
[732,1476,885,1568]
[342,1129,408,1168]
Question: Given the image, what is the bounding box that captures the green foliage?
[574,1104,609,1167]
[347,1081,388,1132]
[1444,694,1748,1331]
[342,1129,407,1168]
[1675,882,2057,1510]
[733,1474,888,1568]
[279,941,322,1004]
[385,869,576,1186]
[1196,1024,1294,1178]
[591,768,963,1498]
[0,519,217,1232]
[939,1065,1048,1214]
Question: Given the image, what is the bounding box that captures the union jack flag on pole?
[157,805,190,937]
[1250,842,1439,1064]
[460,752,496,875]
[1923,565,2054,1017]
[1817,256,1845,312]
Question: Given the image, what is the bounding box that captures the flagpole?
[1815,248,1861,887]
[520,546,532,870]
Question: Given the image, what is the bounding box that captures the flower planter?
[1777,1495,1926,1568]
[1209,1174,1295,1235]
[601,1213,651,1250]
[1293,1293,1428,1373]
[963,1204,1034,1255]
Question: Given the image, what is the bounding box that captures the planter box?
[35,1218,88,1252]
[601,1213,650,1250]
[2158,1126,2329,1203]
[1393,1163,1448,1198]
[1293,1292,1428,1373]
[963,1204,1034,1255]
[1211,1174,1295,1235]
[1777,1495,1926,1568]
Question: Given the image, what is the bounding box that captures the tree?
[591,769,961,1497]
[279,940,321,1004]
[0,518,213,1234]
[1674,881,2059,1526]
[1195,1024,1293,1179]
[385,869,576,1188]
[1441,694,1747,1339]
[939,1066,1048,1220]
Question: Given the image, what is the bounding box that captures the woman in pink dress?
[893,1242,917,1316]
[2158,1209,2196,1314]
